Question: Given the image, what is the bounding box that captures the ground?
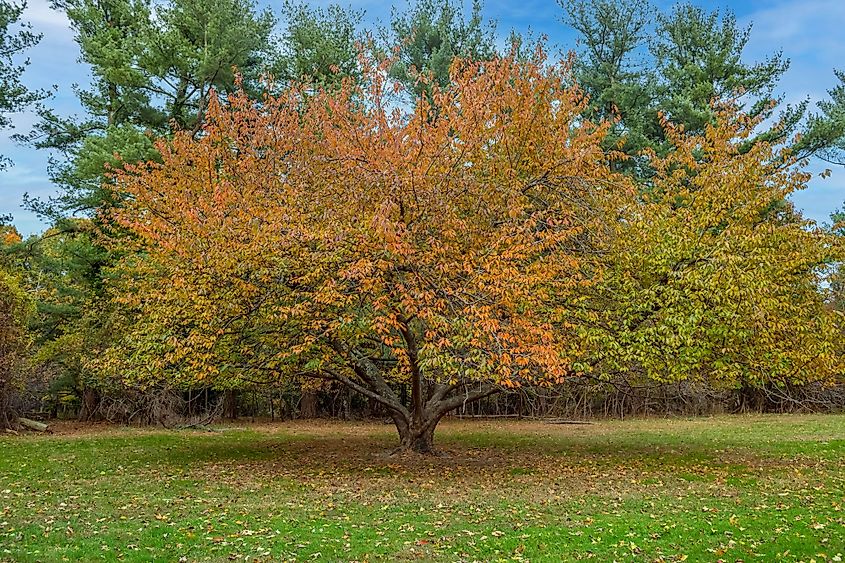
[0,415,843,562]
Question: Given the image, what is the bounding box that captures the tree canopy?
[103,53,623,451]
[560,0,845,173]
[577,109,843,386]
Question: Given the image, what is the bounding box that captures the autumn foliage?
[576,110,844,388]
[101,52,842,451]
[103,53,625,450]
[0,267,33,428]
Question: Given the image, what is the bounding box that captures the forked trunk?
[395,417,439,454]
[326,339,500,456]
[401,426,436,453]
[381,386,499,454]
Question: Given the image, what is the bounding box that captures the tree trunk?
[389,387,495,454]
[389,383,502,454]
[223,389,239,420]
[326,339,501,455]
[79,387,100,421]
[737,383,764,413]
[19,417,49,432]
[300,391,318,418]
[0,389,12,430]
[396,418,439,454]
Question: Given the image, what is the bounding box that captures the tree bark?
[397,420,437,454]
[78,387,100,422]
[223,389,239,420]
[300,391,318,418]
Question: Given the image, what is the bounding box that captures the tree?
[575,108,843,391]
[650,4,788,138]
[6,220,113,418]
[828,208,845,315]
[27,0,156,218]
[0,215,19,244]
[0,0,44,168]
[387,0,496,105]
[15,0,277,417]
[560,0,845,173]
[562,0,844,411]
[102,53,623,453]
[27,0,276,218]
[559,0,659,166]
[815,70,845,166]
[0,264,33,428]
[276,1,364,90]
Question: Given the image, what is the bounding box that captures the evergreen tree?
[387,0,496,104]
[25,0,276,218]
[0,0,45,169]
[560,0,845,173]
[277,1,364,90]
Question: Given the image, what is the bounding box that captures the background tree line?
[1,0,845,434]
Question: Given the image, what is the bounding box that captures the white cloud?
[737,0,845,220]
[23,0,74,37]
[742,0,845,100]
[743,0,845,54]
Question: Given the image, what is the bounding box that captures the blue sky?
[1,0,844,235]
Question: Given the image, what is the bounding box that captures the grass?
[1,414,843,562]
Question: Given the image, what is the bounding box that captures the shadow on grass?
[93,425,773,485]
[6,416,842,489]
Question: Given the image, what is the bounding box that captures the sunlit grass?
[1,414,843,561]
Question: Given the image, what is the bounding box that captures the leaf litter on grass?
[0,415,843,562]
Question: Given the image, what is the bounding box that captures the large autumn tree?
[102,53,622,452]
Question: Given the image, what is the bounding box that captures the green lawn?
[1,415,843,562]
